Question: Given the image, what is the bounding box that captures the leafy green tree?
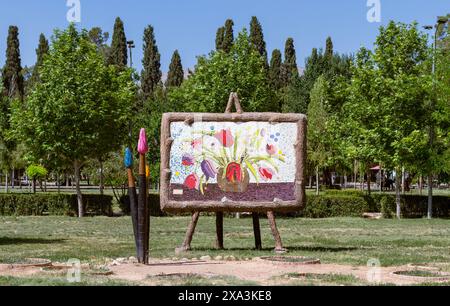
[2,26,24,100]
[222,19,234,53]
[343,22,430,217]
[166,50,184,88]
[307,76,331,194]
[141,25,162,99]
[169,29,276,113]
[108,17,127,67]
[250,16,268,66]
[26,164,48,193]
[11,24,136,217]
[88,27,110,59]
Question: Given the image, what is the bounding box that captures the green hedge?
[119,193,163,217]
[0,193,113,216]
[116,192,449,219]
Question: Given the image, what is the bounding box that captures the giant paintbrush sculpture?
[125,129,150,264]
[124,148,139,257]
[137,128,150,264]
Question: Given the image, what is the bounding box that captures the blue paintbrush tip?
[124,148,133,168]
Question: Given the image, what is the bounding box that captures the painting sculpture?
[160,93,307,253]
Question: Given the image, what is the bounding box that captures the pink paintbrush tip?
[138,128,149,154]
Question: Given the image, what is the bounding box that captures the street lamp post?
[423,16,448,219]
[126,40,136,147]
[127,40,136,68]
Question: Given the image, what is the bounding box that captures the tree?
[325,36,334,63]
[169,29,276,113]
[215,26,225,51]
[222,19,234,53]
[307,76,331,195]
[166,50,184,88]
[141,25,162,99]
[26,164,48,193]
[269,49,283,90]
[88,27,110,59]
[250,16,268,66]
[28,34,49,90]
[281,38,298,86]
[343,22,430,218]
[11,25,136,217]
[2,26,24,100]
[108,17,127,67]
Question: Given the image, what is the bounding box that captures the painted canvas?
[160,113,307,213]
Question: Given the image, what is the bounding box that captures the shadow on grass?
[190,245,358,252]
[0,237,66,246]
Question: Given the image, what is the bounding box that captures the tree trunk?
[11,168,15,189]
[354,160,357,190]
[99,160,104,196]
[315,166,319,196]
[57,173,61,194]
[419,175,423,196]
[366,168,371,195]
[309,176,312,189]
[32,178,36,194]
[395,170,401,219]
[427,175,433,219]
[344,174,347,189]
[74,161,84,218]
[5,171,8,193]
[401,167,405,194]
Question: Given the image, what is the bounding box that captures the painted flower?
[214,129,234,148]
[191,138,203,150]
[259,167,275,181]
[226,162,243,183]
[201,159,217,181]
[184,174,200,190]
[266,144,277,156]
[137,128,149,154]
[182,154,195,166]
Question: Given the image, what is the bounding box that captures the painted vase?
[217,162,250,193]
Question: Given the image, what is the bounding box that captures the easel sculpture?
[125,128,150,264]
[160,93,307,253]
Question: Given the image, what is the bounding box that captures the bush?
[0,193,113,217]
[380,196,396,219]
[300,195,369,218]
[119,193,163,217]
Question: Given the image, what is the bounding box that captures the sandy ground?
[1,258,449,285]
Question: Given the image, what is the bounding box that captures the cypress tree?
[325,36,334,62]
[249,16,268,66]
[269,49,283,90]
[222,19,234,53]
[281,37,298,86]
[30,34,49,86]
[166,50,184,88]
[215,26,225,51]
[108,17,127,67]
[141,25,162,99]
[2,26,24,100]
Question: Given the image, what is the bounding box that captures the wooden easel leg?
[176,212,200,253]
[252,213,262,250]
[267,211,287,253]
[216,212,224,250]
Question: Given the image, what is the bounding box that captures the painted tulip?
[226,162,243,183]
[137,128,149,154]
[266,144,277,156]
[184,173,199,190]
[214,129,234,148]
[182,154,195,166]
[201,159,217,181]
[124,148,133,168]
[259,167,274,181]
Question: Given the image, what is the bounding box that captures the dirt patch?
[1,259,449,286]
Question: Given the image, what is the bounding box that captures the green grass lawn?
[1,216,449,268]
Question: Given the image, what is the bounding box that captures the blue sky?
[0,0,448,72]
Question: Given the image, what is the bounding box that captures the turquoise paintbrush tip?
[124,148,133,168]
